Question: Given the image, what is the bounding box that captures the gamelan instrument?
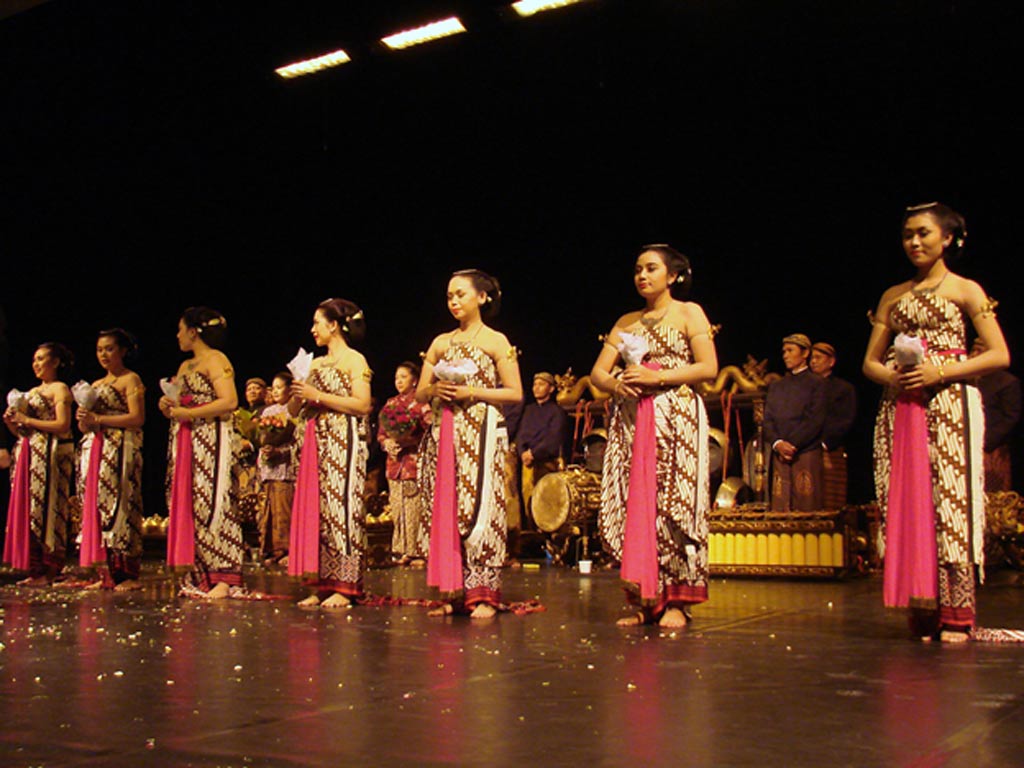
[531,465,602,534]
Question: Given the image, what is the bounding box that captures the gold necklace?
[452,323,484,344]
[640,306,669,328]
[911,271,948,295]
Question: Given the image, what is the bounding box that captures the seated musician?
[515,372,570,524]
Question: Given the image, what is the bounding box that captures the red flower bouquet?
[254,411,297,447]
[380,400,418,440]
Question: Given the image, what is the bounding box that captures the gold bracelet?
[468,386,475,403]
[936,362,945,385]
[658,372,666,388]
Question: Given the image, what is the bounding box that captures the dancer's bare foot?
[297,593,321,608]
[16,575,50,588]
[658,608,688,629]
[409,558,426,569]
[428,602,454,617]
[83,579,105,590]
[321,593,351,610]
[206,582,231,600]
[940,629,970,644]
[114,579,142,592]
[616,611,646,627]
[470,603,497,620]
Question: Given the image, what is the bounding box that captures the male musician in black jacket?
[810,341,857,508]
[764,333,827,511]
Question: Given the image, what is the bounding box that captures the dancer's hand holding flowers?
[291,379,323,406]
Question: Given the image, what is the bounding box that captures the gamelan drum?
[530,466,602,534]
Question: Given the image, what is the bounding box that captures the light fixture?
[511,0,588,17]
[380,16,466,50]
[275,49,351,79]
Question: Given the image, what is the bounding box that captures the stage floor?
[2,561,1024,768]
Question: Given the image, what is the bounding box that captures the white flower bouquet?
[71,380,99,410]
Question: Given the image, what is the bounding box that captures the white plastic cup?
[578,560,593,574]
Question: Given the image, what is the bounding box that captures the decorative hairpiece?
[905,202,940,212]
[341,308,365,334]
[202,316,225,328]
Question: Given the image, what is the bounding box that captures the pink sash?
[166,423,196,566]
[78,432,106,567]
[620,363,662,601]
[427,407,463,593]
[288,418,321,577]
[883,391,938,607]
[2,437,32,570]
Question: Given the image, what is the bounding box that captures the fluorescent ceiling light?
[275,49,351,79]
[511,0,588,17]
[381,16,466,50]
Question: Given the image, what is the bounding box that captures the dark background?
[1,0,1021,513]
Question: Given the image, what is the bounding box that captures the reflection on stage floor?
[2,561,1024,767]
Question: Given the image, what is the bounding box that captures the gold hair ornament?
[341,309,364,334]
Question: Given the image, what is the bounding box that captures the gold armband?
[361,368,373,383]
[221,366,234,380]
[506,346,520,361]
[973,297,999,321]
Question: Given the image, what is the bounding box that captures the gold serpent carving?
[555,368,611,407]
[697,355,782,396]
